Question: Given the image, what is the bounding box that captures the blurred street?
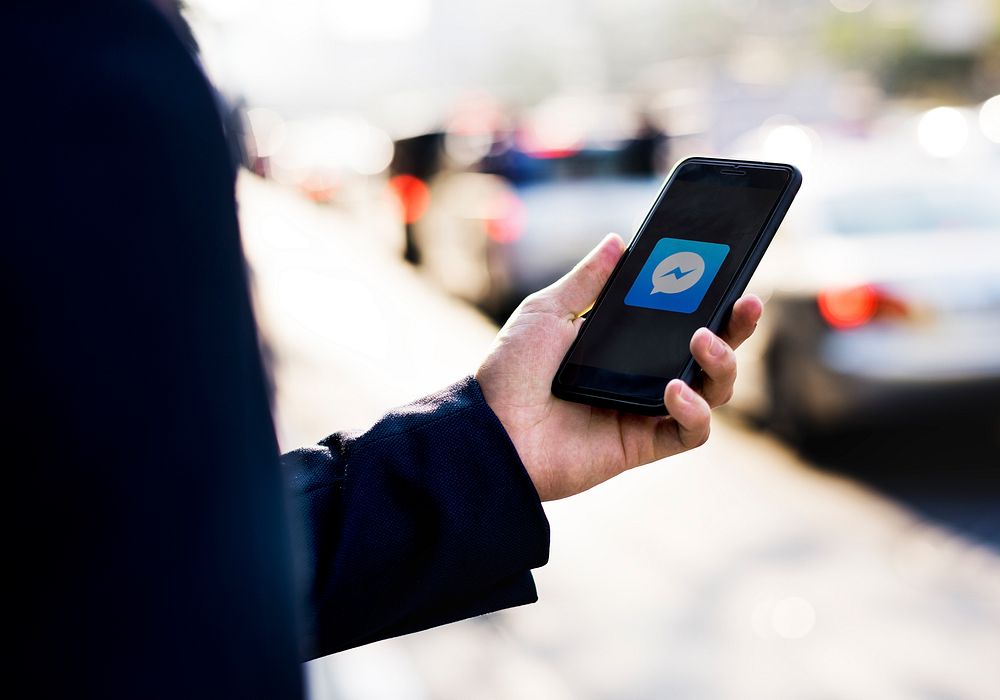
[239,175,1000,700]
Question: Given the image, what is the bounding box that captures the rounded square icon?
[624,237,731,313]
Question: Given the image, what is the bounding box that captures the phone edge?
[677,160,802,387]
[550,156,803,416]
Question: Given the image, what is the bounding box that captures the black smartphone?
[552,156,801,415]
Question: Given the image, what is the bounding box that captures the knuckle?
[721,353,738,381]
[519,294,538,311]
[693,422,711,448]
[721,365,737,395]
[518,292,549,314]
[573,264,600,291]
[718,387,735,406]
[683,418,711,450]
[703,354,736,384]
[723,343,738,365]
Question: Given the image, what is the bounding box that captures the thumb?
[542,233,625,318]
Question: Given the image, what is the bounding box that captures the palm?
[477,300,685,501]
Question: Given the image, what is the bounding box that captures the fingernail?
[708,333,725,358]
[677,381,695,403]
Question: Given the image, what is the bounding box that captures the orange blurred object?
[817,285,880,329]
[300,173,340,204]
[817,284,911,329]
[389,174,431,224]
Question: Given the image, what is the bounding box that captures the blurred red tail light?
[524,146,581,160]
[484,190,526,244]
[817,285,909,329]
[389,175,430,224]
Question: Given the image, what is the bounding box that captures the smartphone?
[552,156,801,415]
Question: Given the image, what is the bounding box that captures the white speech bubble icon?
[650,252,706,294]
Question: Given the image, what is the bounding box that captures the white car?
[733,138,1000,441]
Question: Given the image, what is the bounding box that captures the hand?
[476,233,763,501]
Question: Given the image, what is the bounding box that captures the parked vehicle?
[398,96,669,320]
[732,131,1000,441]
[414,150,663,319]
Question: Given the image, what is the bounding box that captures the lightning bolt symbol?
[658,266,696,280]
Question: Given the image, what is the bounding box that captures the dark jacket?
[5,1,549,697]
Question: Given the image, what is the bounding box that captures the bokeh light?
[759,121,820,168]
[917,106,970,158]
[389,174,431,224]
[979,95,1000,144]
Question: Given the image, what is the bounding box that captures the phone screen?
[558,161,792,403]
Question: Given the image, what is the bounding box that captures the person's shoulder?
[6,1,214,127]
[7,1,193,65]
[6,0,234,186]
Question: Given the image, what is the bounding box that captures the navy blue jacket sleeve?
[283,377,550,658]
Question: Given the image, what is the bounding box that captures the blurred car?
[400,96,669,320]
[417,147,663,319]
[733,133,1000,441]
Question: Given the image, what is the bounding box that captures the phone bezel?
[551,156,802,415]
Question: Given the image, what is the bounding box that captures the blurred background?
[184,0,999,697]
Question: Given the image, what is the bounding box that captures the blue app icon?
[624,237,730,313]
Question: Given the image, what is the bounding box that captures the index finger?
[719,294,763,350]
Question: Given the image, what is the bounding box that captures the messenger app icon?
[624,237,730,313]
